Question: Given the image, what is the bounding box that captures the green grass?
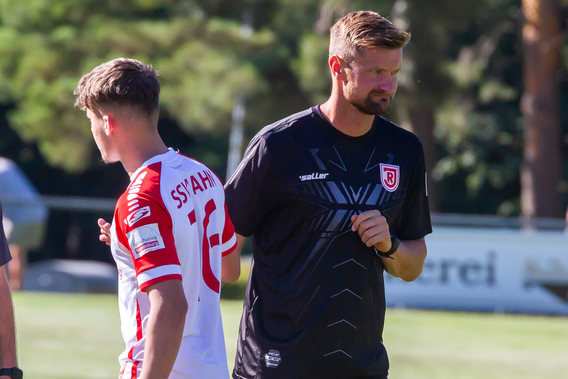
[12,292,568,379]
[13,292,123,379]
[383,308,568,378]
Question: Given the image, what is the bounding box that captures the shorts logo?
[126,223,165,259]
[264,349,282,368]
[380,164,400,192]
[125,206,151,227]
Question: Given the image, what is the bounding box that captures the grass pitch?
[12,292,568,379]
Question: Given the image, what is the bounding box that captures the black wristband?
[0,367,23,379]
[375,234,400,259]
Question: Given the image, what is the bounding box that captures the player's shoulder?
[118,161,163,204]
[378,116,424,150]
[169,152,224,191]
[255,107,316,145]
[131,161,163,194]
[114,161,166,232]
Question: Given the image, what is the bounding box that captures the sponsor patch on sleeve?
[126,223,165,259]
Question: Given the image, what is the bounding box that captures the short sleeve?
[0,203,11,266]
[221,204,237,256]
[395,142,432,241]
[224,134,280,237]
[114,171,182,292]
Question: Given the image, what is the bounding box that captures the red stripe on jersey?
[131,361,139,379]
[136,300,143,341]
[209,234,220,247]
[139,275,183,292]
[221,204,237,257]
[222,204,236,244]
[202,199,220,293]
[124,301,142,377]
[188,209,196,224]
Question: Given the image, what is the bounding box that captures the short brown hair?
[74,58,160,116]
[329,11,411,63]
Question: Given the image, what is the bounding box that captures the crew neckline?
[130,148,177,181]
[312,105,379,142]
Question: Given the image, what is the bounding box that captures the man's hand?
[98,218,111,246]
[351,210,427,281]
[351,210,392,253]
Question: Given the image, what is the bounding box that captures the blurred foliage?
[0,0,567,219]
[403,0,529,215]
[0,0,272,172]
[411,0,552,216]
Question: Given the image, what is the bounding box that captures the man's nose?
[379,75,396,94]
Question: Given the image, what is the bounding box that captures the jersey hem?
[139,274,183,292]
[222,239,238,257]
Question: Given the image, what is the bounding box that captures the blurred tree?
[0,0,567,220]
[421,0,531,215]
[521,0,563,218]
[0,0,271,172]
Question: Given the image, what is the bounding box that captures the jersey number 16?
[188,199,221,294]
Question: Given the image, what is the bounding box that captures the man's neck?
[122,135,169,177]
[319,99,375,137]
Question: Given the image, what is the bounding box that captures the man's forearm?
[222,233,247,284]
[0,270,17,368]
[139,281,188,379]
[381,238,427,282]
[139,309,185,379]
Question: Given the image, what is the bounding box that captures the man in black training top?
[224,10,432,379]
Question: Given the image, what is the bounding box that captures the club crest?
[380,164,400,192]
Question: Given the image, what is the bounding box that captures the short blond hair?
[329,11,411,62]
[74,58,160,117]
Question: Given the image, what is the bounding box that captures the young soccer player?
[75,58,239,379]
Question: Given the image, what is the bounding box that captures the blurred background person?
[0,157,48,291]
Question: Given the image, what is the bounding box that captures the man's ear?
[102,115,114,136]
[329,55,344,80]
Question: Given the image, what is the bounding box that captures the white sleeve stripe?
[221,234,237,252]
[137,265,182,286]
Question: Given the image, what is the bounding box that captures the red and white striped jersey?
[110,148,237,379]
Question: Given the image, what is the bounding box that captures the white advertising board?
[384,226,568,315]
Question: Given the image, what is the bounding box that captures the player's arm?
[138,279,188,379]
[378,238,426,281]
[351,210,427,282]
[222,233,247,284]
[0,266,17,372]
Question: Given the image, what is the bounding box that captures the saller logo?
[380,164,400,192]
[300,173,329,181]
[125,206,151,227]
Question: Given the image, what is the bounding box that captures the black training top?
[0,202,12,266]
[225,106,432,379]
